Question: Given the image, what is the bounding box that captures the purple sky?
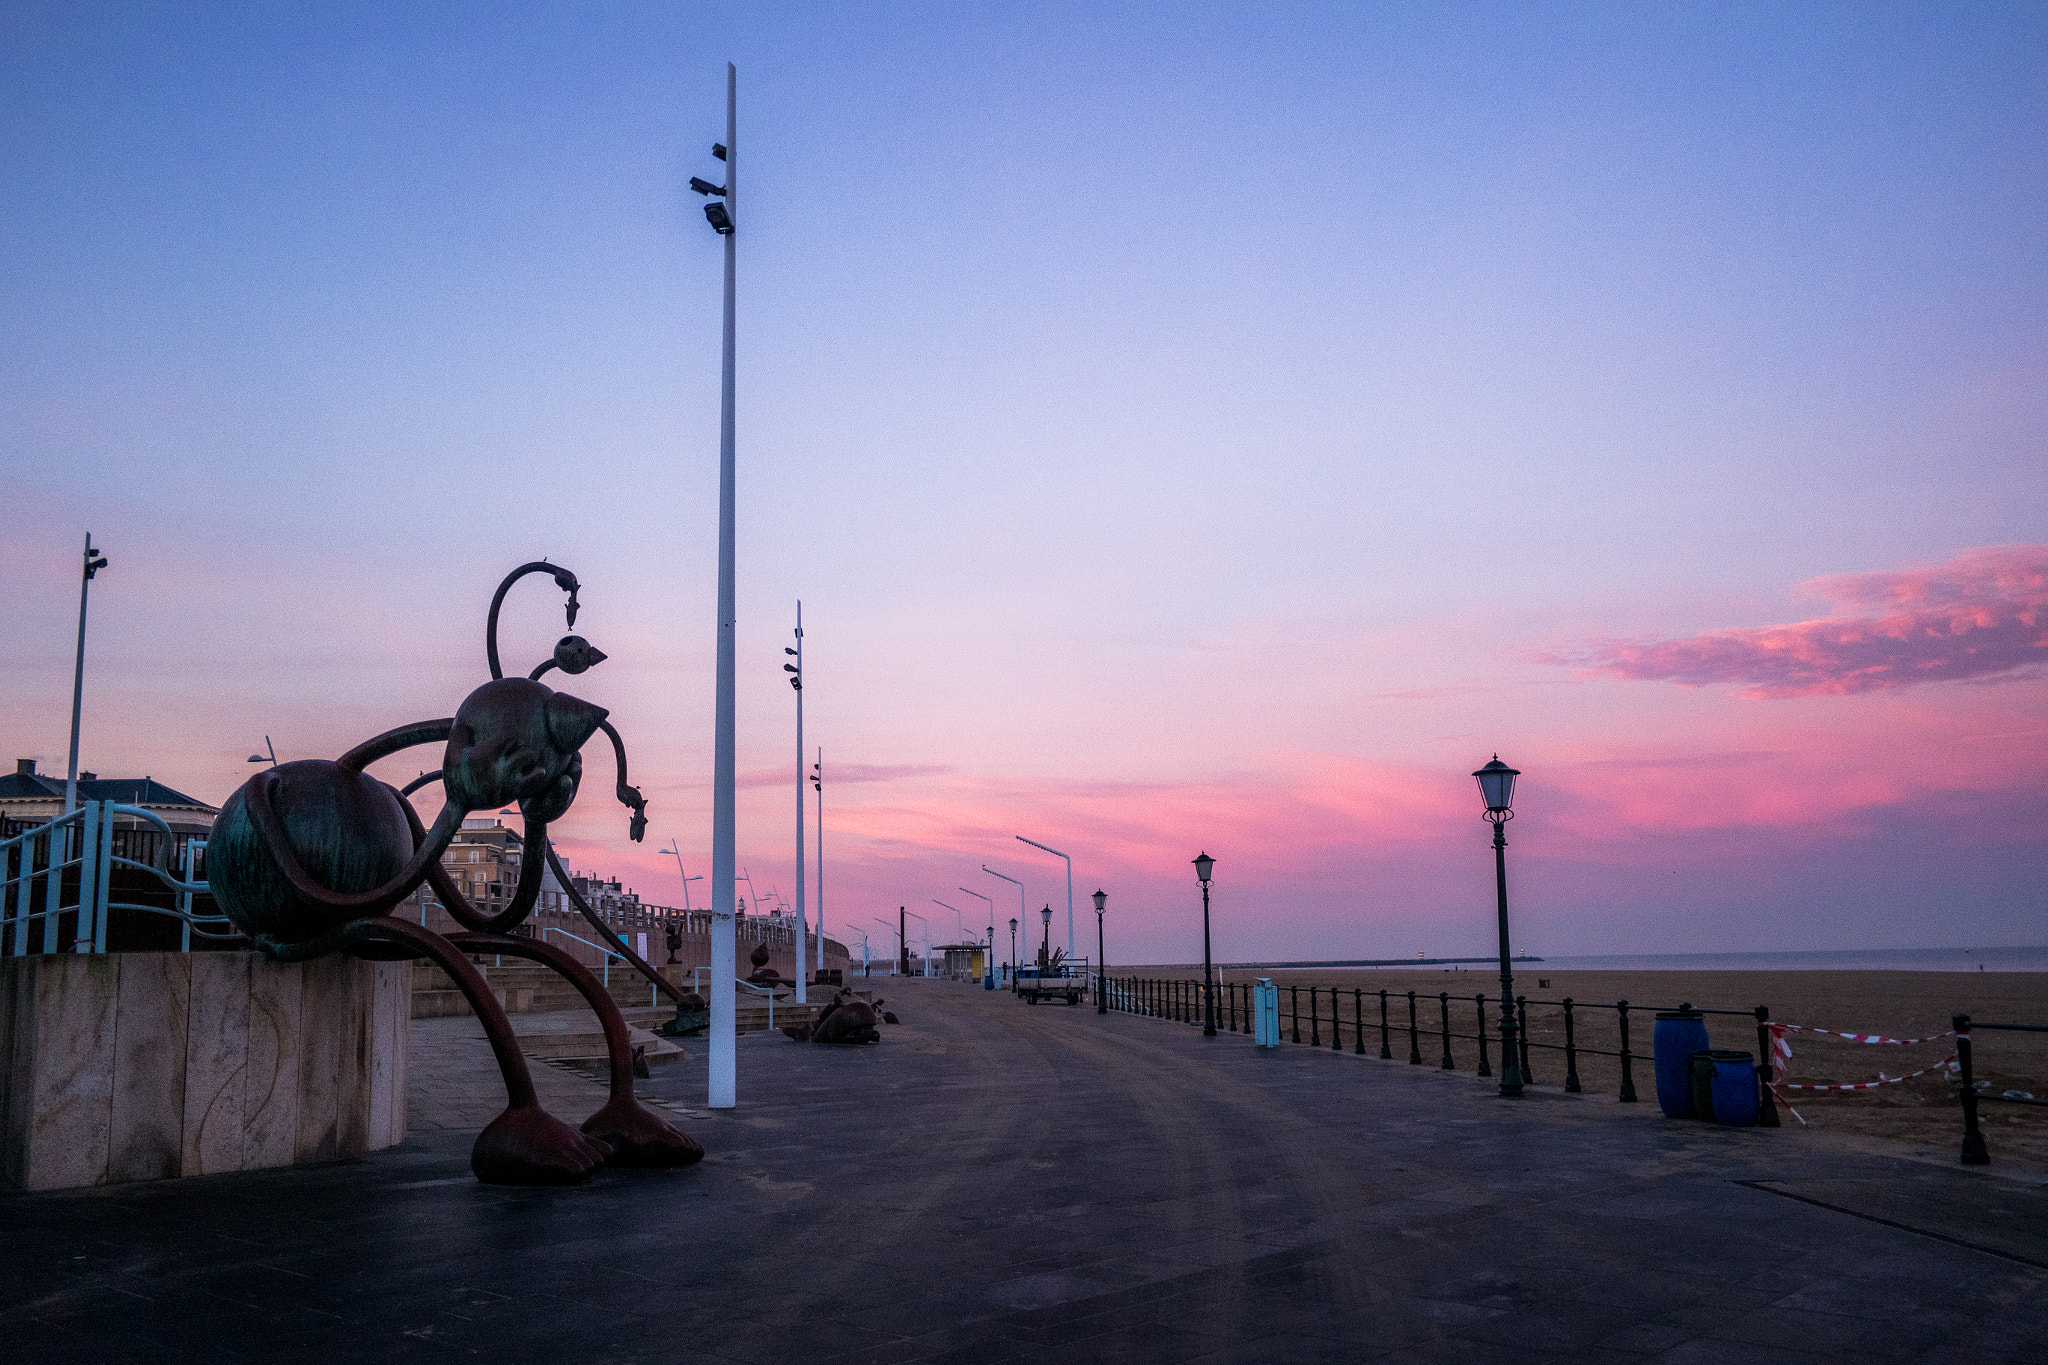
[5,4,2045,963]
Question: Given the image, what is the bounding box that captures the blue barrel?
[1710,1051,1759,1127]
[1654,1011,1710,1118]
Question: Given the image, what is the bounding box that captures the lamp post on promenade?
[1193,853,1217,1037]
[958,886,996,989]
[659,840,703,912]
[784,603,805,1004]
[1093,889,1108,1014]
[812,750,824,974]
[63,533,110,816]
[905,910,929,977]
[690,62,740,1111]
[245,736,278,769]
[1016,836,1075,964]
[1474,756,1525,1098]
[1038,904,1052,969]
[933,899,966,976]
[982,865,1026,971]
[1008,918,1017,989]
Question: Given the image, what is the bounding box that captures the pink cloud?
[1543,545,2048,698]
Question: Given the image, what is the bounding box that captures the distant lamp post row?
[1474,755,1525,1098]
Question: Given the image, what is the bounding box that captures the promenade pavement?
[6,976,2046,1364]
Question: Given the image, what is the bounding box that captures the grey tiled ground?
[5,978,2045,1364]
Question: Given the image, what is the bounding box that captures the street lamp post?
[695,62,740,1111]
[785,602,805,1004]
[1093,888,1107,1014]
[1474,756,1525,1097]
[982,865,1026,973]
[1038,905,1052,969]
[1016,836,1075,964]
[63,533,110,816]
[905,909,929,977]
[1008,918,1018,989]
[958,886,995,989]
[812,750,824,973]
[1193,854,1217,1036]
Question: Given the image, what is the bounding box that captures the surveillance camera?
[704,201,733,234]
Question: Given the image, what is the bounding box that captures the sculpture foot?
[472,1104,613,1185]
[581,1095,705,1169]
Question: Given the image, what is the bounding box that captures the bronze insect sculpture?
[207,563,704,1185]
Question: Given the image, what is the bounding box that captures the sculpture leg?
[448,931,702,1169]
[348,918,611,1185]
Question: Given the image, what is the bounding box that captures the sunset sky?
[5,4,2044,965]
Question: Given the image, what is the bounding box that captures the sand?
[1112,965,2048,1169]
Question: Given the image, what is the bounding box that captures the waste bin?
[1708,1051,1760,1127]
[1254,977,1280,1048]
[1654,1010,1710,1118]
[1688,1049,1759,1124]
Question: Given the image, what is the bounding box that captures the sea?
[1529,946,2048,973]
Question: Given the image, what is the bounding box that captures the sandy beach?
[1114,965,2048,1169]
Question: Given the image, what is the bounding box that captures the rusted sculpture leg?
[447,931,702,1169]
[349,918,611,1185]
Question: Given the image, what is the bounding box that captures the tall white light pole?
[64,534,110,816]
[905,910,930,976]
[958,886,995,988]
[785,602,805,1003]
[812,749,824,972]
[1017,836,1074,962]
[659,840,703,912]
[701,63,739,1110]
[982,865,1026,963]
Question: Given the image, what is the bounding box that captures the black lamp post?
[1039,904,1052,969]
[1008,917,1017,991]
[1093,888,1108,1013]
[1193,852,1217,1037]
[1474,756,1525,1097]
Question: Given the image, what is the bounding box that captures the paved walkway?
[6,978,2046,1364]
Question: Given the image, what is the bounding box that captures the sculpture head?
[445,677,608,819]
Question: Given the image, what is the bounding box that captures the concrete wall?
[0,952,408,1192]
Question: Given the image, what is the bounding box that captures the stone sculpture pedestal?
[1,951,409,1191]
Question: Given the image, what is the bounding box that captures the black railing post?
[1517,996,1532,1083]
[1291,985,1302,1043]
[1754,1005,1779,1126]
[1957,1014,1988,1164]
[1310,987,1322,1047]
[1563,998,1582,1093]
[1439,992,1454,1069]
[1617,1000,1638,1102]
[1332,989,1343,1051]
[1475,995,1491,1077]
[1379,990,1392,1059]
[1354,989,1367,1054]
[1406,991,1421,1064]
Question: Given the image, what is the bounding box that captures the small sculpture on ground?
[746,940,785,986]
[206,563,704,1185]
[781,989,884,1044]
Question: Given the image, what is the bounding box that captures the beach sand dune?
[1115,967,2048,1169]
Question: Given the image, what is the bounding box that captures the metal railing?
[1955,1013,2048,1165]
[4,802,230,956]
[1102,975,1782,1122]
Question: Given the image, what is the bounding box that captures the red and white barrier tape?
[1772,1023,1956,1046]
[1766,1053,1959,1128]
